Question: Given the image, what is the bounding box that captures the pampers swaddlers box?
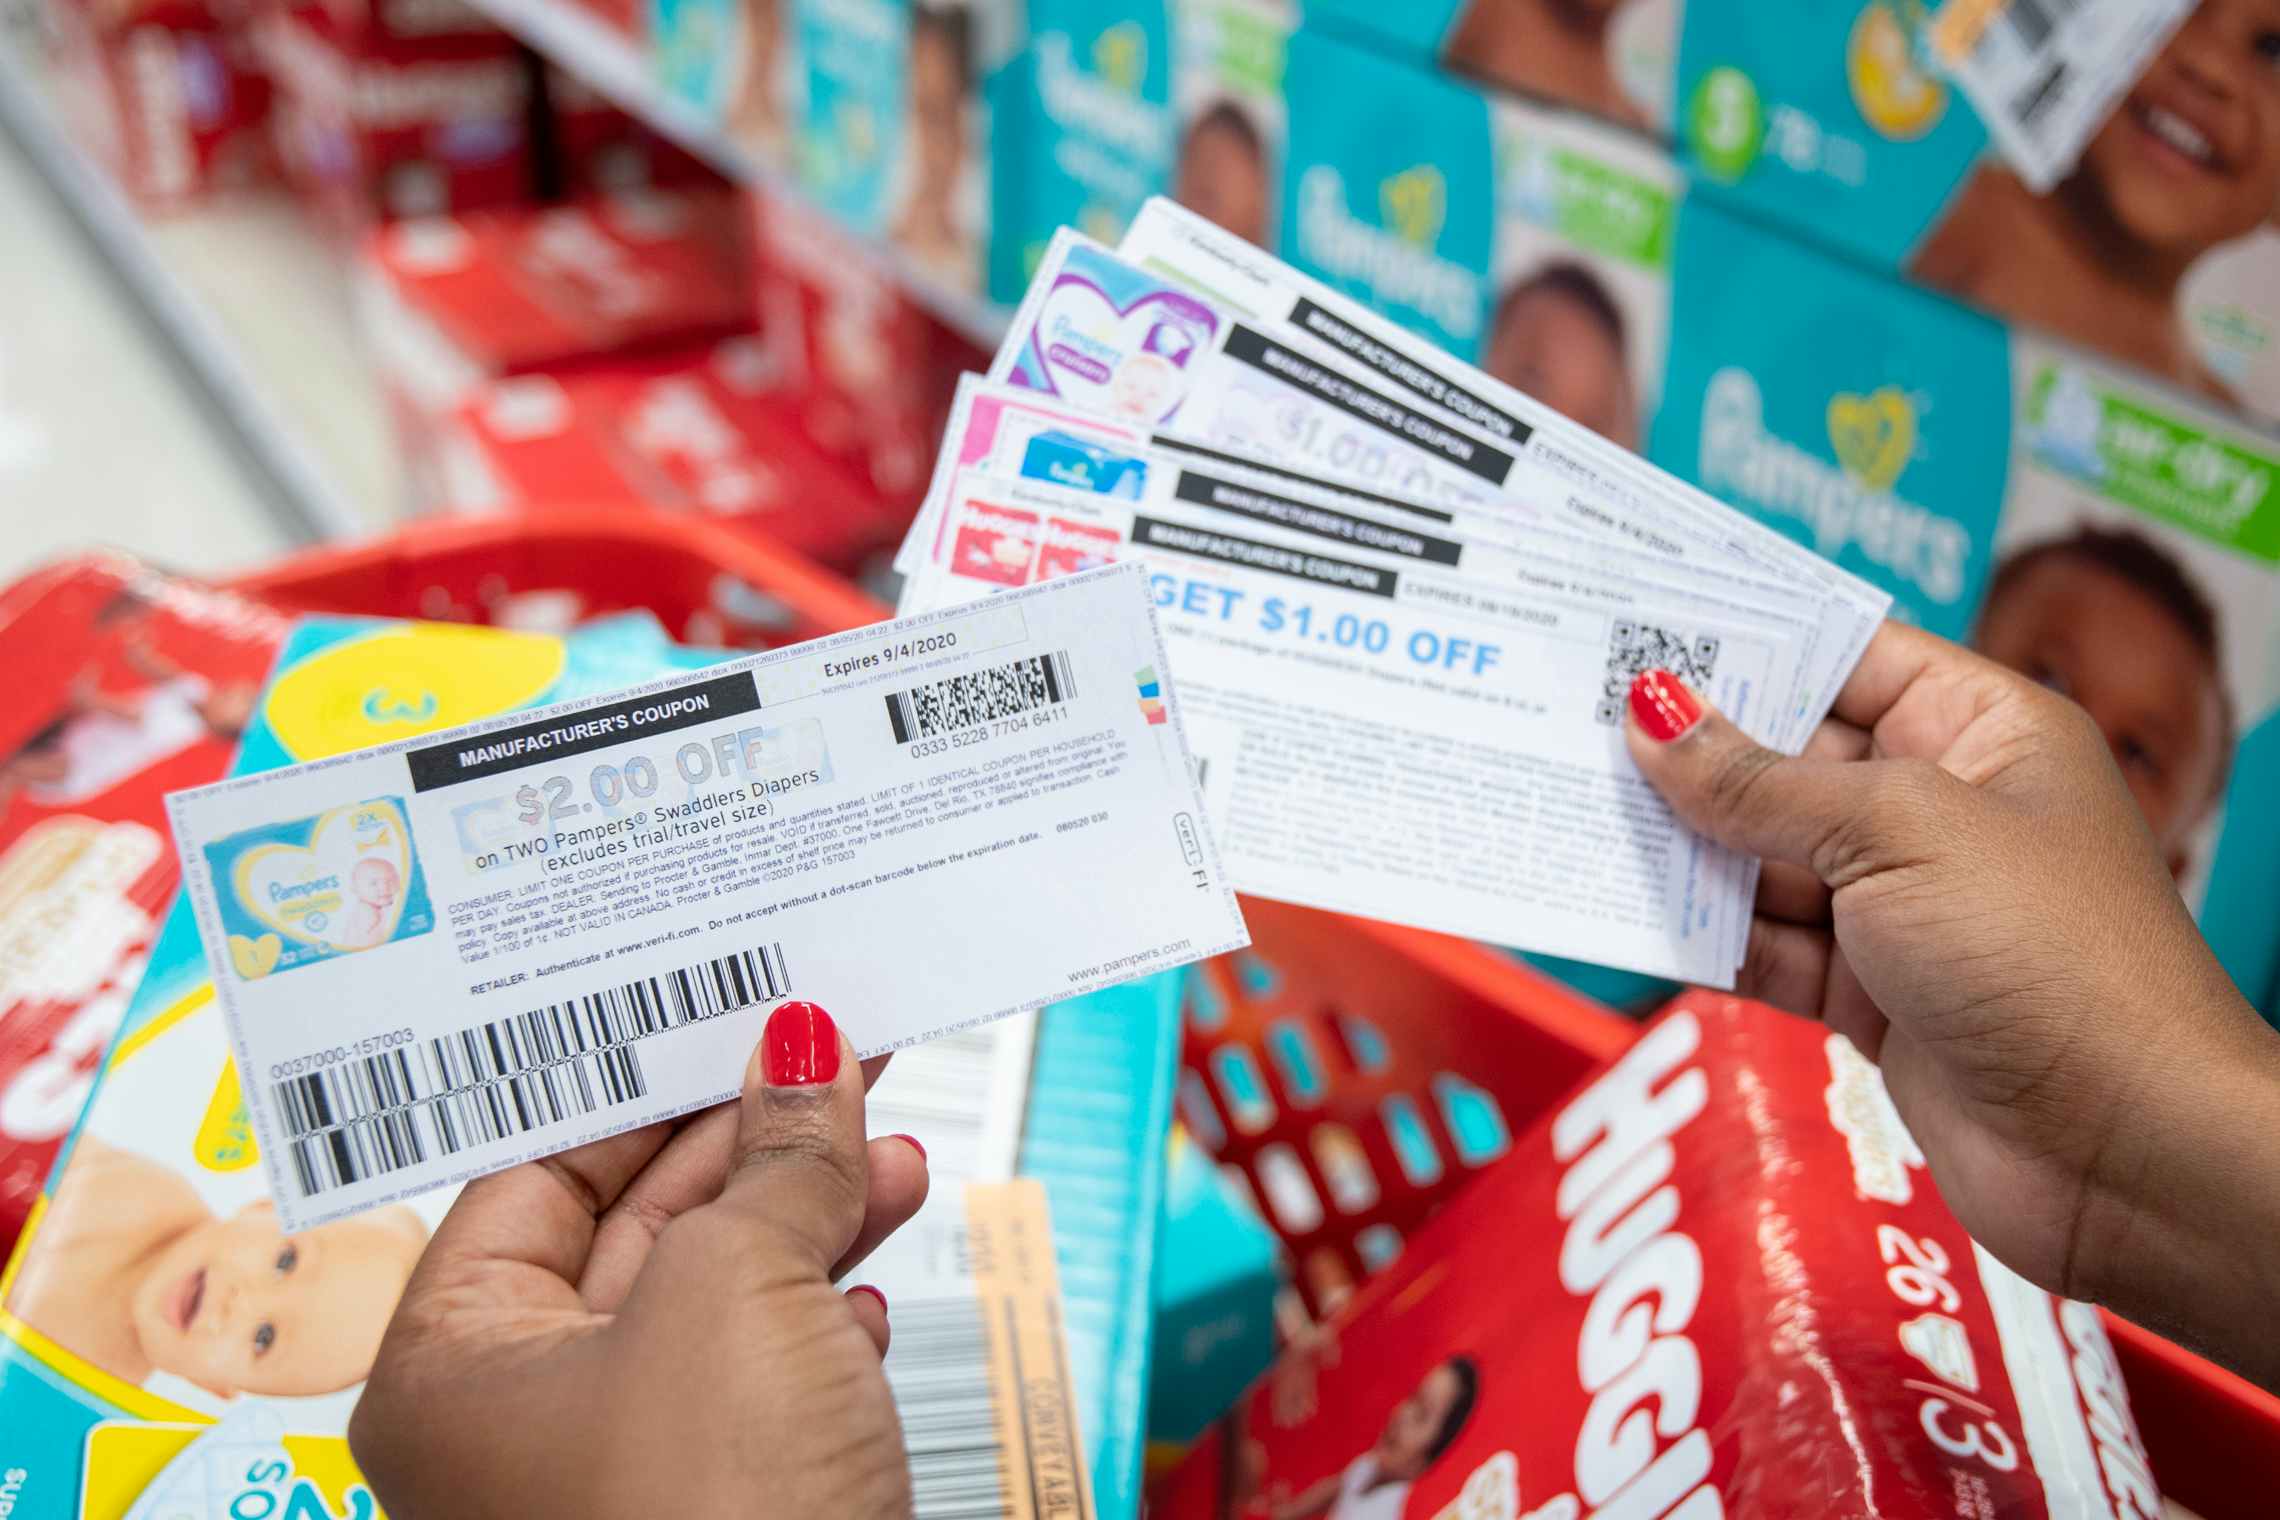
[1274,29,2280,1016]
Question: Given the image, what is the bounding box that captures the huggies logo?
[1036,28,1168,160]
[1699,367,1969,606]
[1528,1013,1721,1520]
[1295,167,1480,341]
[2056,1302,2162,1520]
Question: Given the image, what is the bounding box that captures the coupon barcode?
[1596,622,1721,726]
[886,651,1076,744]
[889,1296,1015,1517]
[1977,0,2085,134]
[268,942,791,1198]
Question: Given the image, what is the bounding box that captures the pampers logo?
[1295,166,1480,342]
[1698,367,1970,607]
[1036,26,1167,162]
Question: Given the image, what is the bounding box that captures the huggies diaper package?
[1154,992,2169,1520]
[1302,0,2280,433]
[0,562,287,1259]
[1274,25,2280,1018]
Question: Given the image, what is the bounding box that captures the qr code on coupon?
[1596,622,1720,725]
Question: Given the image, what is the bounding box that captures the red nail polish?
[1629,669,1703,743]
[762,1001,840,1087]
[848,1284,888,1316]
[888,1133,927,1164]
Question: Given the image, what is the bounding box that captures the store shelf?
[455,0,1010,349]
[0,19,401,554]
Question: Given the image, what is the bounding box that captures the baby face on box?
[4,1006,438,1407]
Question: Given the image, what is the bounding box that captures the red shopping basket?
[229,510,889,647]
[1180,902,2280,1514]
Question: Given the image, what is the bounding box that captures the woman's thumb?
[1623,669,1938,879]
[712,1001,870,1275]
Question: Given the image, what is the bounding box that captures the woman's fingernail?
[1628,669,1703,744]
[888,1133,927,1164]
[762,1001,841,1087]
[848,1284,888,1316]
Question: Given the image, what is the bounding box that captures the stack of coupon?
[893,199,1895,988]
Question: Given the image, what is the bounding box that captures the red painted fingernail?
[1629,669,1703,743]
[888,1133,927,1164]
[848,1284,888,1316]
[762,1001,840,1087]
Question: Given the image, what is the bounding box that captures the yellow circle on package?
[1848,1,1946,141]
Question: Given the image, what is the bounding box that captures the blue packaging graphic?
[1652,195,2012,640]
[1023,429,1153,496]
[986,1,1296,308]
[988,0,1175,301]
[203,799,434,980]
[1279,28,1495,363]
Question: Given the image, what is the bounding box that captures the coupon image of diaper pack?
[1153,992,2171,1520]
[0,560,287,1260]
[1268,23,2280,1017]
[1301,0,2280,434]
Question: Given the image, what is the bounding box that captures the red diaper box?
[44,0,275,209]
[1160,993,2172,1520]
[538,65,718,196]
[357,187,759,410]
[255,0,532,232]
[431,339,906,572]
[0,557,286,1256]
[752,188,981,510]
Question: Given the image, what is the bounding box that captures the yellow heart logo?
[1827,387,1917,493]
[231,800,414,953]
[1094,22,1147,94]
[228,932,282,980]
[262,625,565,761]
[1381,166,1447,250]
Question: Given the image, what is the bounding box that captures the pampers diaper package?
[984,0,1295,302]
[1270,26,2280,1015]
[1301,0,2280,433]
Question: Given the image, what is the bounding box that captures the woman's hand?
[348,1002,929,1518]
[1624,623,2280,1389]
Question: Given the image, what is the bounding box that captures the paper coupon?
[166,567,1248,1229]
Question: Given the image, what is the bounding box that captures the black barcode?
[2002,0,2079,53]
[269,942,790,1198]
[2010,58,2070,128]
[886,652,1076,744]
[889,1297,1012,1517]
[1595,621,1720,726]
